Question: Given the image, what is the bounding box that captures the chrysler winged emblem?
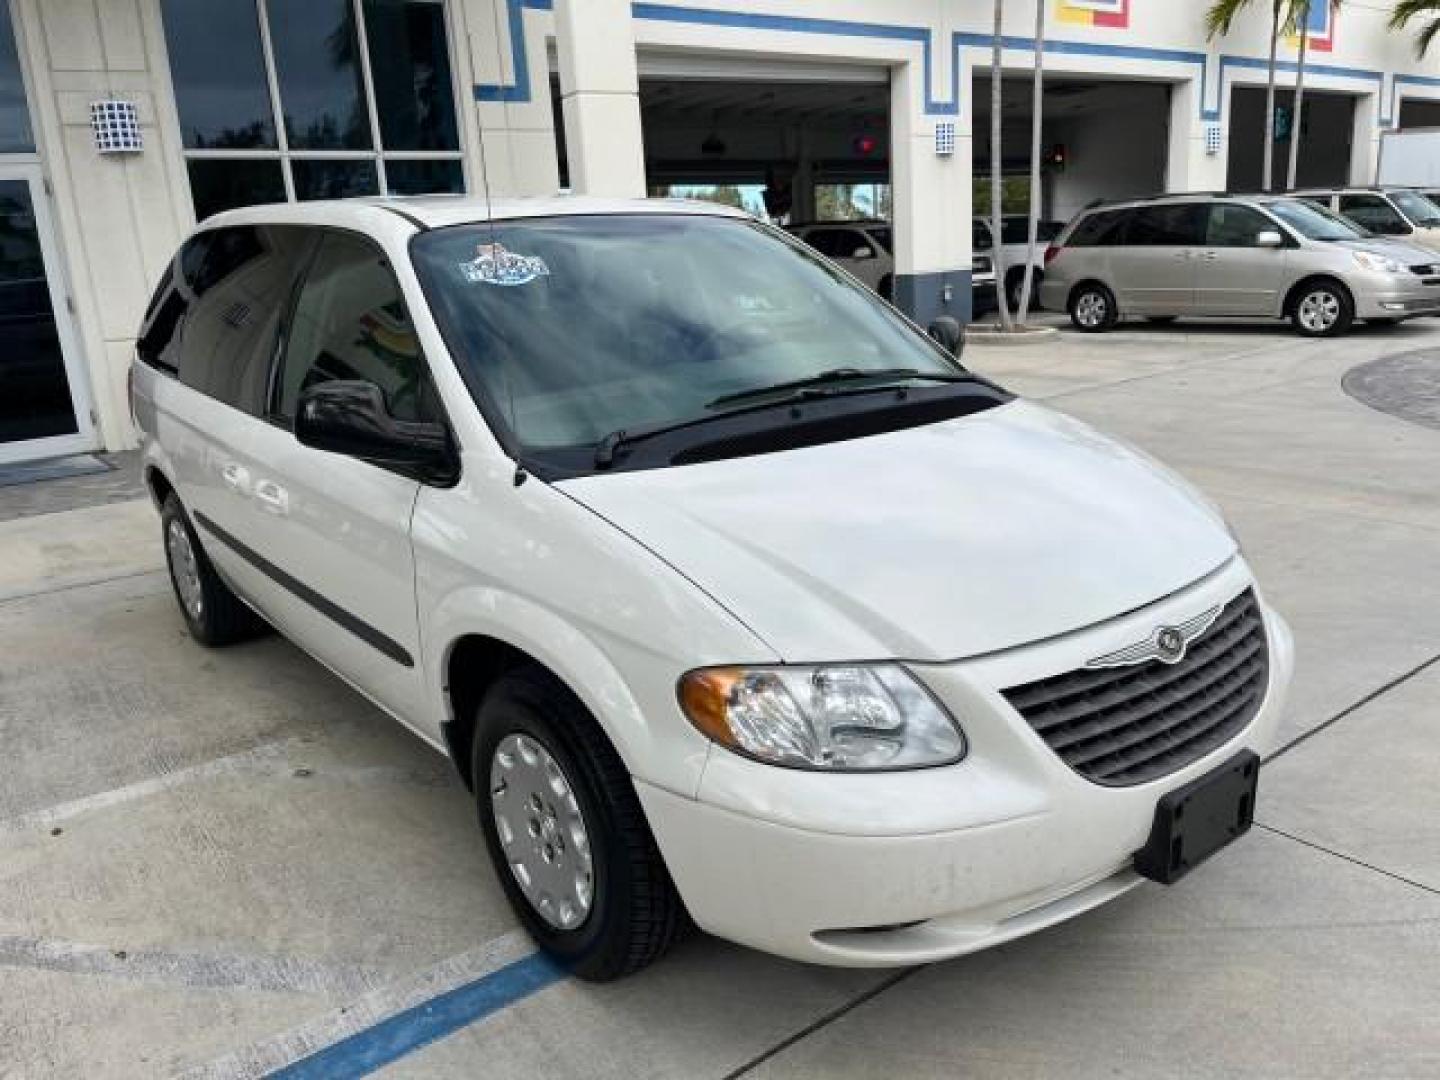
[1085,603,1223,669]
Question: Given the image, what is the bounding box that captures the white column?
[1349,93,1380,186]
[1166,76,1227,193]
[554,0,645,197]
[462,0,560,197]
[890,59,971,324]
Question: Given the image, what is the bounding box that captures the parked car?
[788,219,895,299]
[789,219,997,316]
[1293,186,1440,254]
[974,215,1065,310]
[1040,193,1440,336]
[133,196,1291,980]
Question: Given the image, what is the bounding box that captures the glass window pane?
[364,0,459,151]
[187,159,287,221]
[292,158,379,201]
[0,180,77,442]
[384,158,463,195]
[278,233,430,422]
[269,0,373,150]
[182,225,316,415]
[0,9,34,153]
[159,0,275,149]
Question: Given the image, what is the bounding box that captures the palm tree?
[1285,0,1342,190]
[1016,0,1046,323]
[1205,0,1285,191]
[1389,0,1440,57]
[989,0,1012,330]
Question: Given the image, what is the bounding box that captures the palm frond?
[1391,0,1440,31]
[1419,14,1440,56]
[1204,0,1254,39]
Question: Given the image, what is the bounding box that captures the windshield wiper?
[706,367,970,409]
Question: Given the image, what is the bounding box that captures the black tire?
[160,494,267,646]
[1289,279,1354,337]
[1006,269,1043,312]
[474,667,684,981]
[877,274,894,302]
[1069,282,1118,332]
[1145,316,1179,325]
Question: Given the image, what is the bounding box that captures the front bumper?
[639,558,1294,966]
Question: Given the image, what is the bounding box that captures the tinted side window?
[276,232,433,424]
[802,229,843,257]
[831,230,874,258]
[179,225,315,415]
[136,255,190,374]
[1204,204,1277,247]
[1068,209,1127,247]
[1339,194,1410,235]
[972,220,993,250]
[1127,204,1204,246]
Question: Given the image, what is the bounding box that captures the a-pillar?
[1166,75,1228,193]
[554,0,645,197]
[890,60,971,326]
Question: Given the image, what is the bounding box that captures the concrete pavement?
[1,317,1437,1077]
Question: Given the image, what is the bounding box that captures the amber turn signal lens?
[678,667,743,746]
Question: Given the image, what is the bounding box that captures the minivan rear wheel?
[475,667,684,981]
[1290,280,1353,337]
[1069,283,1118,332]
[160,494,267,646]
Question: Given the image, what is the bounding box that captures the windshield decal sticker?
[458,243,550,287]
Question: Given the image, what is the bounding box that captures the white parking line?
[174,930,537,1080]
[0,934,388,996]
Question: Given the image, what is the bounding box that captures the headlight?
[1353,251,1406,275]
[678,664,965,771]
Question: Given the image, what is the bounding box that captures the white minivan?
[132,196,1292,981]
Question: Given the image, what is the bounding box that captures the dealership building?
[3,0,1440,465]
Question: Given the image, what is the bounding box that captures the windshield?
[1263,199,1366,241]
[411,214,963,460]
[1391,190,1440,226]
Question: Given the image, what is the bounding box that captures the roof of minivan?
[200,194,753,232]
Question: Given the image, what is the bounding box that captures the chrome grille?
[1003,589,1268,786]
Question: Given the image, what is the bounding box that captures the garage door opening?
[1398,98,1440,129]
[552,66,891,226]
[1227,87,1354,191]
[971,75,1170,222]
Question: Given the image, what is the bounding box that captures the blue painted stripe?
[471,0,1435,128]
[267,953,564,1079]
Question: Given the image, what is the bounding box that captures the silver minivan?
[1294,187,1440,254]
[1040,194,1440,336]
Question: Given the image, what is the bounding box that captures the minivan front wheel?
[1069,283,1118,332]
[475,667,684,981]
[1291,280,1353,337]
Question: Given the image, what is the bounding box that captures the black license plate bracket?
[1134,750,1259,885]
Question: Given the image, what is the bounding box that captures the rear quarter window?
[1066,209,1128,247]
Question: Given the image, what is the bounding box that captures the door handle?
[1176,250,1194,259]
[1198,251,1218,260]
[254,480,290,516]
[220,463,251,494]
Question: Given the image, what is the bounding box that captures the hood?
[1340,237,1439,264]
[558,401,1237,663]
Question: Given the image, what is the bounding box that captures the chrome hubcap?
[1298,291,1339,332]
[1075,292,1106,327]
[166,519,203,621]
[490,733,594,931]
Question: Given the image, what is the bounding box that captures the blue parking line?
[268,953,565,1079]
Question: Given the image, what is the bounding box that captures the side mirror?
[1256,230,1284,248]
[295,380,456,483]
[850,245,875,260]
[927,316,966,357]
